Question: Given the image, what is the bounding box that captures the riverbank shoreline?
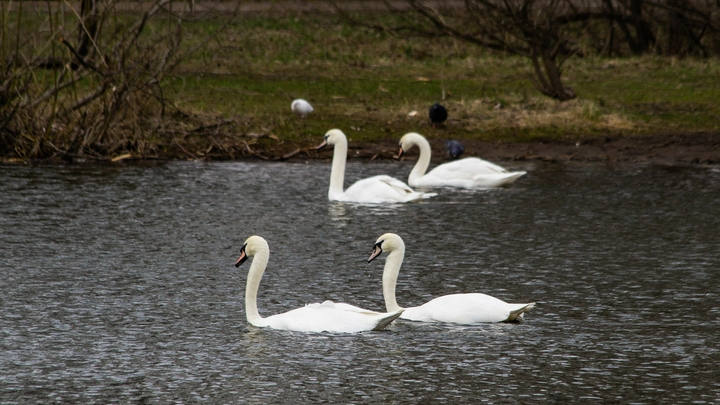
[5,6,720,165]
[3,132,717,166]
[311,132,720,166]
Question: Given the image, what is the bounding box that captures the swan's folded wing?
[376,176,437,200]
[464,158,510,174]
[420,159,509,189]
[471,171,526,187]
[323,301,382,314]
[268,302,402,332]
[411,293,533,324]
[375,175,420,194]
[432,158,509,177]
[344,175,435,203]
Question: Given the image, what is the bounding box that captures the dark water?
[1,159,719,404]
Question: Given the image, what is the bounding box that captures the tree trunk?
[627,0,654,54]
[77,0,100,61]
[529,46,575,101]
[602,20,615,57]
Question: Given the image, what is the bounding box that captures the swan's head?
[316,129,347,150]
[368,233,405,263]
[397,132,425,159]
[235,235,269,267]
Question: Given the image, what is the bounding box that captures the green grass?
[4,7,719,161]
[161,12,720,144]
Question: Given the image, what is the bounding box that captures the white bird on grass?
[291,99,314,119]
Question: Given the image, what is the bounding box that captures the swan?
[235,235,403,333]
[316,129,437,203]
[291,99,313,118]
[398,132,527,188]
[367,233,535,324]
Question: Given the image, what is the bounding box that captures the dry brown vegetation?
[0,0,236,162]
[1,1,719,164]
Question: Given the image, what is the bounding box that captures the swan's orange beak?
[316,139,328,151]
[368,243,383,263]
[235,251,248,267]
[396,145,404,159]
[235,244,248,267]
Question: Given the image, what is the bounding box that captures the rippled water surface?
[1,160,720,404]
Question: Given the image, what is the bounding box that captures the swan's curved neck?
[407,135,432,185]
[382,247,406,312]
[245,249,269,326]
[328,138,348,200]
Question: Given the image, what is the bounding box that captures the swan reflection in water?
[327,202,348,228]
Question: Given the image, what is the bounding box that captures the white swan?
[368,233,535,323]
[291,99,313,118]
[398,132,526,188]
[235,235,403,333]
[316,129,437,203]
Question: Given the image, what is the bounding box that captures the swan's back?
[261,301,403,333]
[342,175,435,203]
[402,293,535,324]
[430,158,508,177]
[421,158,525,188]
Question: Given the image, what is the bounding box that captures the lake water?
[1,159,719,404]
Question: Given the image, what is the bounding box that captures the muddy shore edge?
[2,132,718,166]
[242,132,720,166]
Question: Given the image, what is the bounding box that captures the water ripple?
[1,161,719,403]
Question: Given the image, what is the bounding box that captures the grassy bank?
[167,12,720,144]
[3,7,720,161]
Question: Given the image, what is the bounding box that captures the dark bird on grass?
[428,103,447,127]
[445,140,465,159]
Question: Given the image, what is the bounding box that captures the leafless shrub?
[334,0,720,101]
[335,1,581,101]
[563,0,720,57]
[0,0,237,161]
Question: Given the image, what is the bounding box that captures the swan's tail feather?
[372,310,404,331]
[404,192,436,203]
[506,303,535,322]
[472,171,526,187]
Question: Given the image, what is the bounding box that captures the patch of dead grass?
[434,97,638,136]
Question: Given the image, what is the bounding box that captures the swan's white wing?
[261,300,402,333]
[331,302,381,314]
[432,158,507,176]
[421,158,525,188]
[470,171,526,187]
[342,175,435,203]
[401,293,534,324]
